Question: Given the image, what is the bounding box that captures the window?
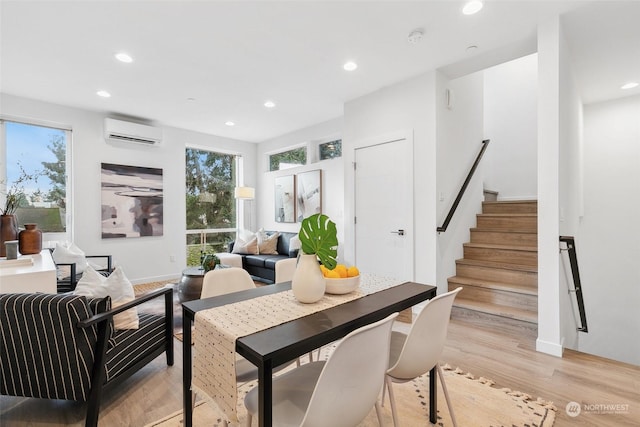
[185,147,238,266]
[269,146,307,171]
[1,120,70,236]
[319,139,342,160]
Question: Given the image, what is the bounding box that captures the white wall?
[1,93,257,284]
[344,71,438,287]
[483,54,538,200]
[435,70,485,293]
[579,95,640,365]
[254,119,344,255]
[536,16,563,357]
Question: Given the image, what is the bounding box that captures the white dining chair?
[383,287,462,427]
[201,267,255,299]
[198,267,294,426]
[244,312,398,427]
[274,257,297,283]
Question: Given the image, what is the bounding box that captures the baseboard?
[536,337,564,357]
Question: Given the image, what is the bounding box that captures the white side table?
[0,250,57,294]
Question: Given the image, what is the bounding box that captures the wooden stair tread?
[470,227,537,234]
[448,275,537,295]
[483,201,538,205]
[478,213,537,218]
[463,242,537,252]
[454,299,538,324]
[455,258,538,273]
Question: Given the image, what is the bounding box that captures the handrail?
[437,139,490,233]
[560,236,588,333]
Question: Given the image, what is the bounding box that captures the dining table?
[182,277,438,427]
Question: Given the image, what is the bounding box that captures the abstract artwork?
[296,170,322,222]
[101,163,163,238]
[274,175,295,223]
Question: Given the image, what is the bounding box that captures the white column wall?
[343,71,437,286]
[536,17,563,357]
[1,93,257,283]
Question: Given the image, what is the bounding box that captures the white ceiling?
[1,1,638,143]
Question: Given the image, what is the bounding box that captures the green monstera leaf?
[298,213,338,270]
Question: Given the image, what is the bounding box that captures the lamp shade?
[234,186,255,200]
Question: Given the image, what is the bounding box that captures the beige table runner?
[192,273,402,423]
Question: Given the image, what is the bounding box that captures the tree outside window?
[2,121,68,233]
[185,148,238,265]
[269,147,307,171]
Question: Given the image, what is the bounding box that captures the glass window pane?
[319,139,342,160]
[269,147,306,171]
[3,121,68,233]
[185,148,237,230]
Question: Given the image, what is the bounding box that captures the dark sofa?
[229,231,299,283]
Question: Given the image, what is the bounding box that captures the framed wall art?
[296,169,322,222]
[101,163,164,238]
[274,175,296,223]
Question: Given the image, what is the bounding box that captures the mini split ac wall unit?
[104,118,162,146]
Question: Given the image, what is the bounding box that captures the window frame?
[184,145,243,266]
[0,117,73,242]
[267,143,308,171]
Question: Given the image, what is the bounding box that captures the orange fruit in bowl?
[325,269,341,279]
[335,264,348,278]
[347,266,360,277]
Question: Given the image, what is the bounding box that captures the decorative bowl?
[325,275,360,295]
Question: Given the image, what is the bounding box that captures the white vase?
[291,253,326,303]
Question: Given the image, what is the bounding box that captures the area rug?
[146,363,556,427]
[133,279,178,296]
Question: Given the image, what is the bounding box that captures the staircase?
[448,200,538,337]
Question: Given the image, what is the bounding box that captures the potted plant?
[1,165,43,257]
[292,213,338,303]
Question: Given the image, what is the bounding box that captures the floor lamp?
[235,186,255,231]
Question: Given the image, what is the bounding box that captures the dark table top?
[183,280,437,367]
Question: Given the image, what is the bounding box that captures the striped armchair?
[0,287,173,427]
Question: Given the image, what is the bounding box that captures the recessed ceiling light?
[621,82,638,90]
[462,1,483,15]
[115,52,133,63]
[466,45,478,53]
[96,90,111,98]
[264,100,276,108]
[343,61,358,71]
[225,121,235,126]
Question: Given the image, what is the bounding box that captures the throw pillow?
[52,241,88,274]
[74,266,139,330]
[231,236,259,255]
[257,231,279,255]
[237,228,256,243]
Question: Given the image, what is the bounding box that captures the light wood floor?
[1,314,638,426]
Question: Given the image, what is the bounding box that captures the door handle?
[390,229,405,236]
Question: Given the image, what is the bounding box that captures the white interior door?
[355,137,414,281]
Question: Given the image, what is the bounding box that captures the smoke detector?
[407,29,424,44]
